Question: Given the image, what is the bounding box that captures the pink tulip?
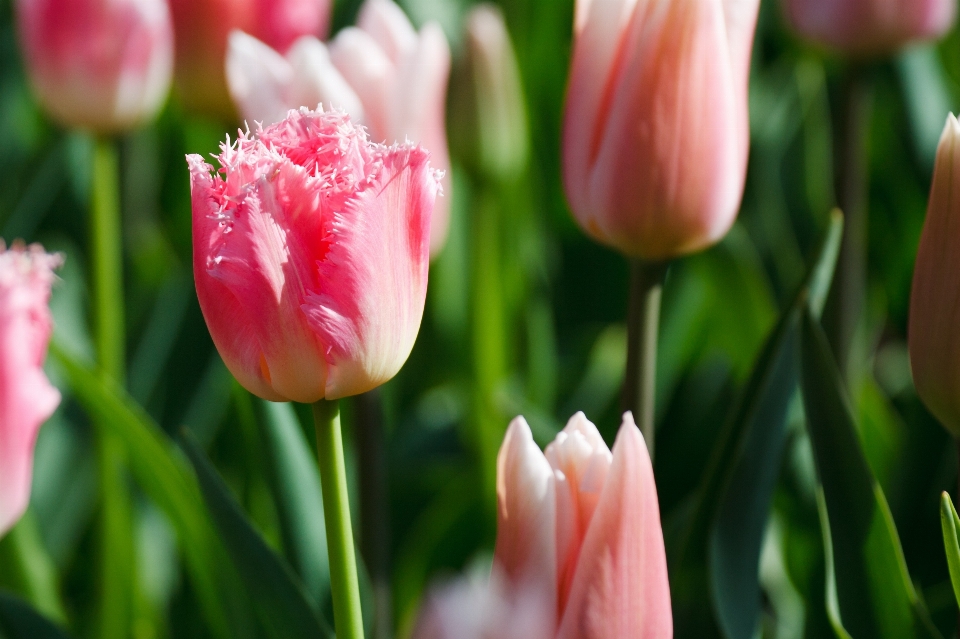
[15,0,174,133]
[910,114,960,437]
[0,242,61,536]
[170,0,332,119]
[563,0,760,261]
[225,0,452,256]
[782,0,956,56]
[188,107,440,403]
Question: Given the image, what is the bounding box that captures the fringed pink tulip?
[563,0,760,261]
[170,0,332,119]
[910,114,960,437]
[225,0,452,256]
[188,107,440,403]
[15,0,174,132]
[0,242,61,536]
[782,0,956,56]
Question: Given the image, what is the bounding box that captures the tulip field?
[5,0,960,637]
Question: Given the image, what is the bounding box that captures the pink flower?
[782,0,955,56]
[225,0,452,256]
[170,0,332,119]
[0,242,61,536]
[910,114,960,437]
[188,108,440,403]
[563,0,760,261]
[15,0,174,132]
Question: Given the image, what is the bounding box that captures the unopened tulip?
[782,0,956,56]
[226,0,452,255]
[563,0,760,261]
[15,0,174,132]
[170,0,332,119]
[910,114,960,437]
[0,242,61,536]
[189,107,440,403]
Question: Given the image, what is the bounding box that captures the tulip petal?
[286,36,366,121]
[329,27,394,143]
[356,0,418,66]
[226,30,294,126]
[555,413,672,639]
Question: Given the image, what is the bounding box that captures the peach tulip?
[15,0,174,132]
[188,107,440,403]
[170,0,332,119]
[782,0,956,56]
[563,0,760,261]
[225,0,452,256]
[910,114,960,437]
[0,242,61,536]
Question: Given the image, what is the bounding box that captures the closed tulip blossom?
[16,0,174,132]
[0,242,61,536]
[189,107,440,403]
[910,114,960,437]
[782,0,956,56]
[170,0,332,119]
[414,412,672,638]
[226,0,452,255]
[563,0,760,260]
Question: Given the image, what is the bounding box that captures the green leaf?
[707,210,842,639]
[48,342,250,639]
[940,492,960,607]
[800,309,941,639]
[0,592,73,639]
[259,400,330,606]
[179,431,334,639]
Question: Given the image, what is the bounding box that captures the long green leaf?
[48,343,249,639]
[800,309,941,639]
[0,592,72,639]
[940,492,960,607]
[180,432,333,639]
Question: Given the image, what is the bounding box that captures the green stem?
[91,137,134,639]
[621,260,668,459]
[312,399,365,639]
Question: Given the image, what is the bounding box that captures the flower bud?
[0,242,61,536]
[563,0,760,261]
[15,0,174,133]
[782,0,956,56]
[189,108,440,403]
[910,114,960,437]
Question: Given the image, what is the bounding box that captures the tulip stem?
[312,399,365,639]
[622,260,668,459]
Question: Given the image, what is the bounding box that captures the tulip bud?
[563,0,760,261]
[782,0,956,56]
[15,0,174,133]
[225,0,453,256]
[449,4,529,182]
[0,242,61,536]
[910,114,960,437]
[170,0,332,120]
[188,108,440,403]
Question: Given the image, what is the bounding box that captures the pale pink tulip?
[0,242,61,536]
[910,114,960,437]
[225,0,452,256]
[782,0,955,56]
[16,0,174,132]
[563,0,760,261]
[170,0,332,119]
[188,108,440,403]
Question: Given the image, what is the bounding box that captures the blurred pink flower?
[910,114,960,437]
[782,0,955,56]
[225,0,452,256]
[563,0,760,261]
[412,412,672,638]
[16,0,174,133]
[170,0,332,119]
[0,242,61,537]
[188,108,440,403]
